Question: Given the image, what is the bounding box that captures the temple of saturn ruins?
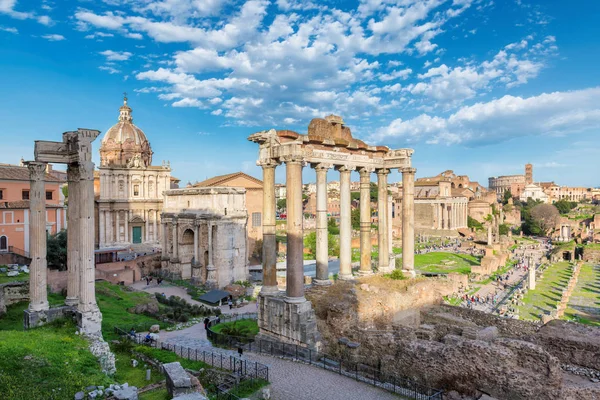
[23,128,103,336]
[249,115,415,348]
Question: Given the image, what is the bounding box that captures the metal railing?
[114,326,269,384]
[206,320,443,400]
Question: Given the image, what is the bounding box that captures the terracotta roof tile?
[0,165,60,183]
[193,172,262,188]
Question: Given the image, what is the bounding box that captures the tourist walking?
[204,317,210,330]
[228,299,233,310]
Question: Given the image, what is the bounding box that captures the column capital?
[258,159,280,169]
[26,161,47,181]
[401,167,417,175]
[376,168,391,176]
[312,163,333,171]
[280,155,304,164]
[358,166,375,175]
[335,165,356,173]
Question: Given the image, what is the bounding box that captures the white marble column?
[153,210,158,242]
[115,211,120,243]
[206,222,217,287]
[65,164,80,306]
[284,157,305,302]
[314,163,331,285]
[77,161,100,315]
[358,167,373,276]
[261,162,278,295]
[145,210,149,242]
[171,218,179,262]
[442,204,448,230]
[377,169,390,273]
[124,211,129,243]
[193,223,199,265]
[105,211,112,246]
[387,194,393,259]
[338,166,353,280]
[402,167,416,273]
[27,162,49,312]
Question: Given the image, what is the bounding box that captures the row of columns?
[260,160,415,302]
[99,209,161,246]
[434,201,468,230]
[28,161,99,315]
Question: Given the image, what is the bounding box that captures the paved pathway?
[128,282,403,400]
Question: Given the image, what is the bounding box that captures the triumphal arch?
[249,115,415,348]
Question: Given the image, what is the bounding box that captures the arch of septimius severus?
[249,115,415,348]
[23,128,102,336]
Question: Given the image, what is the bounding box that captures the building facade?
[488,164,532,198]
[0,164,66,254]
[520,183,549,203]
[96,96,171,249]
[544,185,593,203]
[160,187,248,288]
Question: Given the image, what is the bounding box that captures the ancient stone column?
[314,163,331,285]
[154,210,159,242]
[193,223,199,265]
[387,194,393,259]
[358,167,373,276]
[115,211,120,243]
[77,161,102,334]
[285,157,305,302]
[442,204,448,230]
[65,164,80,307]
[206,223,216,286]
[99,210,105,247]
[124,211,129,243]
[528,257,536,290]
[261,162,279,295]
[145,210,149,242]
[377,169,391,273]
[161,221,169,260]
[402,167,416,273]
[487,224,493,245]
[338,166,353,280]
[171,218,179,262]
[27,162,49,312]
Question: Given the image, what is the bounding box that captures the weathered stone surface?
[113,386,138,400]
[7,271,19,277]
[149,324,160,333]
[164,362,193,397]
[172,393,208,400]
[129,300,159,316]
[476,326,498,342]
[74,391,85,400]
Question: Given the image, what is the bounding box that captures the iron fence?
[205,321,443,400]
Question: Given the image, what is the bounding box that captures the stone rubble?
[562,364,600,381]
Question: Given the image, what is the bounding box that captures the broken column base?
[23,305,74,329]
[76,308,103,336]
[402,269,416,278]
[257,293,321,350]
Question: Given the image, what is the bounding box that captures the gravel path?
[128,282,404,399]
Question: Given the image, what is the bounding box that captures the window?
[46,191,53,200]
[0,189,3,200]
[22,190,29,200]
[252,212,262,227]
[133,185,140,196]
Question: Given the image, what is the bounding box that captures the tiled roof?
[0,165,60,182]
[193,172,262,188]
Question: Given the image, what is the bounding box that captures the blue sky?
[0,0,599,187]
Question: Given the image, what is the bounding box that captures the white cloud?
[371,87,600,145]
[100,50,133,61]
[0,25,17,33]
[0,0,51,24]
[42,34,65,41]
[85,32,114,39]
[379,68,412,82]
[99,65,121,74]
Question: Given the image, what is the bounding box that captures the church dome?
[100,94,153,167]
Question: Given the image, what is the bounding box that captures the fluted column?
[314,163,331,285]
[338,166,353,280]
[358,168,373,275]
[77,161,99,313]
[105,211,112,246]
[65,165,80,306]
[402,167,416,273]
[171,218,179,262]
[377,169,390,273]
[99,210,105,247]
[284,157,305,302]
[115,211,120,243]
[124,211,129,243]
[153,211,158,242]
[260,162,278,295]
[145,210,149,242]
[442,204,448,230]
[27,162,49,312]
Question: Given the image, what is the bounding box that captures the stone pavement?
[128,282,402,399]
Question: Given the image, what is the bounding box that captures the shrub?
[467,216,483,231]
[387,269,406,280]
[395,257,402,269]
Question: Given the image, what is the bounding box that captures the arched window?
[182,229,194,245]
[0,235,7,251]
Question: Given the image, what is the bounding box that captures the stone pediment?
[130,215,145,223]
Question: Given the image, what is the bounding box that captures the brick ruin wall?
[0,281,29,315]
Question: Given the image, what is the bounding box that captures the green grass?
[0,292,66,331]
[518,261,572,321]
[563,263,600,327]
[139,388,169,400]
[133,346,210,371]
[113,350,163,389]
[211,319,259,336]
[228,379,269,398]
[0,320,112,400]
[583,243,600,250]
[96,281,169,340]
[414,252,481,275]
[0,273,28,284]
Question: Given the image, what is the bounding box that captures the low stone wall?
[0,281,29,314]
[582,248,600,262]
[0,253,31,266]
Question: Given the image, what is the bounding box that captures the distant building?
[544,185,592,203]
[488,164,532,199]
[0,164,65,255]
[520,183,549,203]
